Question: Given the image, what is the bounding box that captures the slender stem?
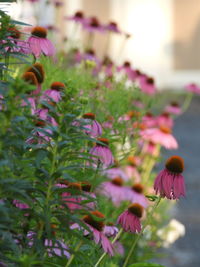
[181,92,193,114]
[65,240,83,267]
[94,228,124,267]
[122,196,162,267]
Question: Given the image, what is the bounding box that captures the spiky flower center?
[111,177,123,186]
[82,113,95,120]
[123,61,131,68]
[35,120,46,127]
[90,17,99,28]
[171,101,179,107]
[68,182,81,191]
[83,210,105,231]
[26,63,45,84]
[128,203,143,218]
[165,155,184,173]
[146,77,154,84]
[161,112,170,118]
[22,72,38,86]
[127,110,140,118]
[127,156,137,166]
[75,11,84,19]
[97,138,109,146]
[81,181,92,192]
[132,183,144,194]
[50,81,65,91]
[159,126,171,134]
[31,26,47,38]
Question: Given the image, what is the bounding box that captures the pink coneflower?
[42,81,65,103]
[82,113,102,137]
[97,177,126,206]
[82,211,114,255]
[62,182,82,211]
[117,203,143,233]
[28,26,55,58]
[140,126,178,150]
[80,181,97,210]
[156,112,174,129]
[142,112,157,128]
[185,83,200,94]
[125,184,148,208]
[139,76,156,95]
[154,155,185,200]
[26,121,52,144]
[35,107,58,126]
[83,17,104,33]
[103,21,121,33]
[89,138,114,168]
[66,11,85,24]
[165,101,182,115]
[140,140,159,157]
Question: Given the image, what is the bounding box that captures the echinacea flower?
[154,155,185,200]
[124,156,141,182]
[103,167,129,181]
[142,112,157,128]
[103,21,121,33]
[62,182,82,210]
[72,210,114,255]
[156,112,174,129]
[125,184,148,208]
[82,112,102,137]
[140,126,178,150]
[117,203,143,233]
[35,107,58,126]
[13,199,29,210]
[89,138,114,168]
[27,26,55,58]
[139,76,156,95]
[97,177,126,206]
[66,11,85,24]
[165,101,182,115]
[185,83,200,94]
[26,120,52,145]
[42,81,65,103]
[83,17,104,33]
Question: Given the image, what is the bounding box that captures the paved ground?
[156,96,200,267]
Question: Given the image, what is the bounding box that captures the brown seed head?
[8,27,20,39]
[111,177,123,186]
[50,81,65,91]
[31,26,47,38]
[97,138,109,146]
[128,203,143,218]
[81,181,92,192]
[83,210,105,231]
[22,72,38,86]
[26,63,45,84]
[132,183,144,194]
[159,126,171,134]
[68,182,82,191]
[165,155,184,173]
[82,113,95,120]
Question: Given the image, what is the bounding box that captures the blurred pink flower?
[124,184,148,208]
[72,211,114,255]
[97,177,126,206]
[82,113,102,137]
[89,138,114,168]
[83,17,104,33]
[185,83,200,94]
[154,156,185,200]
[103,167,129,181]
[140,126,178,149]
[42,81,65,103]
[117,203,143,233]
[103,21,121,33]
[27,26,55,58]
[165,102,182,115]
[103,224,119,237]
[139,76,156,95]
[156,112,174,129]
[66,11,85,24]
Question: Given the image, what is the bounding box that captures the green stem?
[122,196,162,267]
[94,228,124,267]
[37,143,58,239]
[65,240,83,267]
[181,92,193,113]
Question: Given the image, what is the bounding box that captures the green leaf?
[145,195,159,201]
[129,263,165,267]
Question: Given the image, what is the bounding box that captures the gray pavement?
[156,96,200,267]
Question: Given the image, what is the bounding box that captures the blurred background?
[2,0,200,266]
[4,0,200,90]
